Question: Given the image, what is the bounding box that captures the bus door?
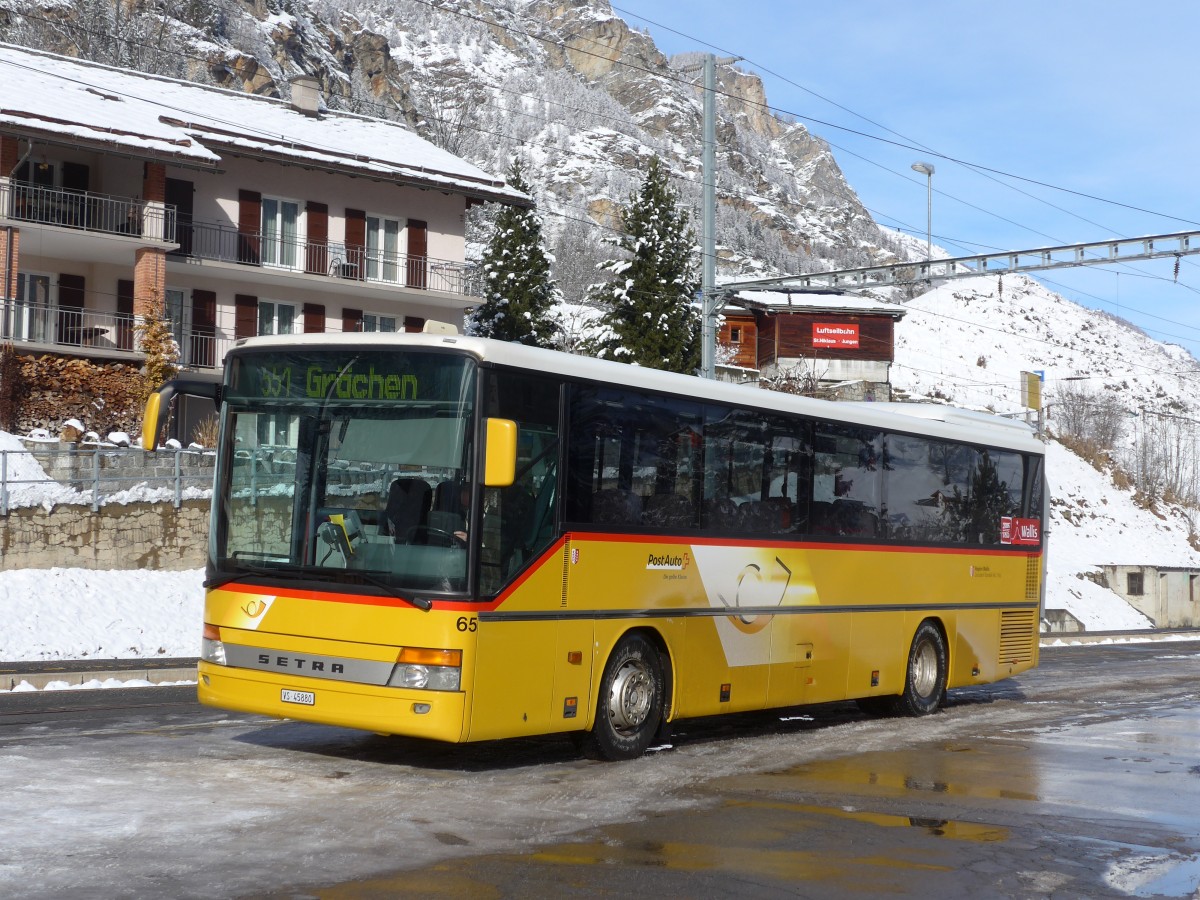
[470,371,590,739]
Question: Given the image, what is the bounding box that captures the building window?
[365,215,402,282]
[262,197,300,270]
[361,312,398,333]
[258,300,296,336]
[1127,571,1144,596]
[729,326,742,344]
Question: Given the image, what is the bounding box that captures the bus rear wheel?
[893,620,948,717]
[581,634,665,761]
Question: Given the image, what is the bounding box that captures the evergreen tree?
[589,156,701,374]
[135,291,180,401]
[465,161,562,347]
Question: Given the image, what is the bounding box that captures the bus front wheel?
[581,634,665,761]
[894,620,948,717]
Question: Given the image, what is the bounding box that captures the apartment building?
[0,43,528,427]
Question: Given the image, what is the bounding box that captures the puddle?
[730,799,1009,843]
[1106,850,1200,897]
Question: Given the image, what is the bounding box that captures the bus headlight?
[388,647,462,691]
[201,623,226,666]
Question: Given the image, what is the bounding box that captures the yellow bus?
[145,330,1046,760]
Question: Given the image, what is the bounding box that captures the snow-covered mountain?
[0,0,906,297]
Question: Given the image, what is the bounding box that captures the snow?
[0,567,204,662]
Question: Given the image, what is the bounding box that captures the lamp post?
[911,161,935,260]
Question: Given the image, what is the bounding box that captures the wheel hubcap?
[911,640,939,698]
[607,659,653,734]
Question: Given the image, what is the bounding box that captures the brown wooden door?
[166,178,194,257]
[57,274,85,345]
[238,190,261,264]
[192,289,217,368]
[345,209,366,280]
[116,279,134,351]
[406,219,427,289]
[305,201,328,275]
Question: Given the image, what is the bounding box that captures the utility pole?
[677,53,738,379]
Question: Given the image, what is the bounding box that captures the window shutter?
[304,303,326,334]
[342,307,362,333]
[235,293,258,339]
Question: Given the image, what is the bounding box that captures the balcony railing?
[177,220,476,296]
[0,298,228,369]
[0,179,176,243]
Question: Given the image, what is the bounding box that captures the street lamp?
[911,161,935,260]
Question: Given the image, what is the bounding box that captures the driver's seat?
[383,477,431,543]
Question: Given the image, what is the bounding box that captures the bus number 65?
[456,616,478,633]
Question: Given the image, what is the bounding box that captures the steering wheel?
[405,525,466,548]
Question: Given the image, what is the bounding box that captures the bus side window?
[566,385,702,531]
[812,424,882,538]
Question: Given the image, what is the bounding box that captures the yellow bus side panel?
[469,544,592,741]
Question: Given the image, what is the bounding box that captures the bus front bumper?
[197,661,468,742]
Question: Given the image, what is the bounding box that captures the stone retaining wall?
[0,499,209,570]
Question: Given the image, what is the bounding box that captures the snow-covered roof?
[0,43,529,206]
[732,289,906,319]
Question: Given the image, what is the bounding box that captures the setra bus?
[144,328,1046,760]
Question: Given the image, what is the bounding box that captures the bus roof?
[230,331,1044,455]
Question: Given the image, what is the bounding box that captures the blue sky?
[615,1,1200,360]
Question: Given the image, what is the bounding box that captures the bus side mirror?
[483,418,517,487]
[141,380,222,451]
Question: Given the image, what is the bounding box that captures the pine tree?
[589,156,701,374]
[135,290,180,402]
[465,161,562,347]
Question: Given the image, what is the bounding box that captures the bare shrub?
[760,361,826,398]
[191,414,219,448]
[1052,383,1127,451]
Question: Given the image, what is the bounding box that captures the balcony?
[0,298,228,370]
[174,221,478,298]
[1,179,176,244]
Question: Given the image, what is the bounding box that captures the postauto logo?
[646,550,691,571]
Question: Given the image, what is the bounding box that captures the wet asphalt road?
[3,641,1199,899]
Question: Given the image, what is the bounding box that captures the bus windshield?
[211,348,477,594]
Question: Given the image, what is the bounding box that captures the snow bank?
[0,568,204,661]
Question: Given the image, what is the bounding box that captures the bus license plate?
[281,689,315,706]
